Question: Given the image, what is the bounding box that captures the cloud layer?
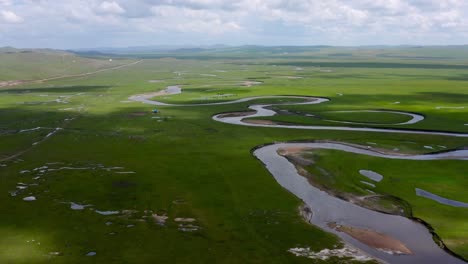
[1,0,467,48]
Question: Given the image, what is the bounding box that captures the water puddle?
[95,210,120,216]
[178,224,200,232]
[23,196,36,201]
[10,163,136,203]
[361,181,376,188]
[435,106,465,110]
[359,170,384,182]
[415,188,468,208]
[69,202,92,210]
[19,127,43,133]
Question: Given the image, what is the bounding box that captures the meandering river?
[254,143,466,264]
[130,87,468,263]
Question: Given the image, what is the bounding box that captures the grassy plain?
[0,47,467,262]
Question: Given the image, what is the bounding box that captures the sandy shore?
[328,223,413,255]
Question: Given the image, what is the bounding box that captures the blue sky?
[1,0,467,49]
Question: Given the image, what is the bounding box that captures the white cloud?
[135,5,241,34]
[0,0,12,6]
[1,0,468,48]
[1,10,23,23]
[98,1,125,14]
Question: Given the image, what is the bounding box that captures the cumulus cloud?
[98,1,125,14]
[1,10,23,23]
[1,0,468,48]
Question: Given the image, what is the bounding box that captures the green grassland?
[313,111,412,124]
[0,49,135,81]
[248,111,414,127]
[0,47,467,262]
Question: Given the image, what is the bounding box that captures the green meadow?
[0,47,467,262]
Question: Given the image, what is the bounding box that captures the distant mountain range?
[0,46,70,55]
[3,44,468,55]
[71,44,231,54]
[3,45,468,61]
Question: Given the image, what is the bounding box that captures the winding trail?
[130,86,468,263]
[1,60,142,88]
[0,127,62,163]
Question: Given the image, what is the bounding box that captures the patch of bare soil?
[243,119,279,125]
[241,81,263,87]
[278,147,312,156]
[217,111,256,118]
[328,223,413,255]
[152,213,168,226]
[278,148,314,166]
[0,80,26,87]
[128,112,147,117]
